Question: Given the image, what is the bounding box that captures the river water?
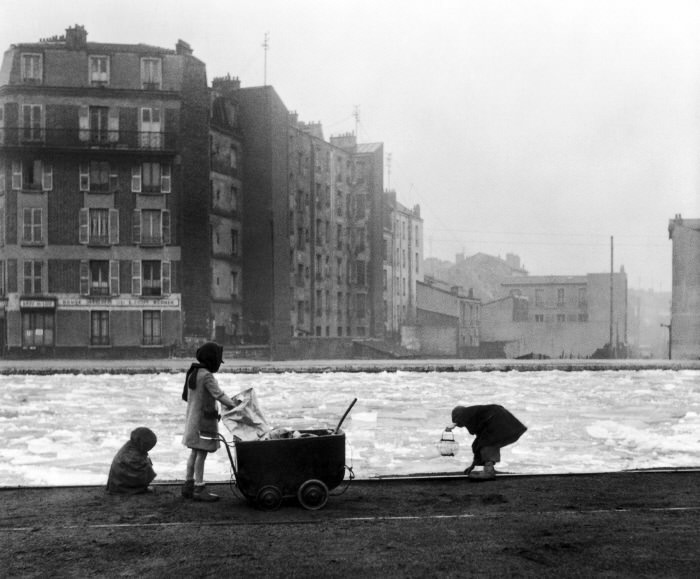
[1,369,699,486]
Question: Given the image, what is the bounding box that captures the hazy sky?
[3,0,700,291]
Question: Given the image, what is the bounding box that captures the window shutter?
[131,166,141,192]
[108,108,119,143]
[109,260,119,295]
[79,163,89,191]
[41,163,52,191]
[79,260,89,295]
[162,261,171,295]
[0,164,5,193]
[131,260,141,295]
[35,208,43,243]
[22,208,31,242]
[132,209,141,244]
[162,210,170,244]
[109,209,119,244]
[161,164,171,193]
[12,161,22,190]
[78,208,89,244]
[79,106,89,141]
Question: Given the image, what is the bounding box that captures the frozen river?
[1,369,699,486]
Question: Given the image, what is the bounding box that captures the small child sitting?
[107,427,157,494]
[448,405,527,481]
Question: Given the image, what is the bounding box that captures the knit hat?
[130,427,157,452]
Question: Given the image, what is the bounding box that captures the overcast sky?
[3,0,700,291]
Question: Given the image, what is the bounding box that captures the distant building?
[668,215,700,359]
[481,272,628,358]
[404,277,480,357]
[0,26,213,356]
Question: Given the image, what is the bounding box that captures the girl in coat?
[181,341,236,502]
[448,404,527,481]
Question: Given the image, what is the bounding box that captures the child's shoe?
[181,480,195,499]
[193,484,220,502]
[468,462,496,481]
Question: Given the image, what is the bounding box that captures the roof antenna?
[262,32,269,86]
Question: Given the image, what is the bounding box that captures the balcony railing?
[0,127,177,152]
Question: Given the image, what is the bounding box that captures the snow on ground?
[1,370,699,486]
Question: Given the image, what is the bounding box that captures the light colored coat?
[182,369,225,452]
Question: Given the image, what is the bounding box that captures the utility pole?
[609,235,614,358]
[262,32,269,86]
[353,105,360,136]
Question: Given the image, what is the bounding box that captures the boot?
[181,480,195,499]
[468,462,496,481]
[193,484,220,502]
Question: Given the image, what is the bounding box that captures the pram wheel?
[297,479,328,510]
[256,485,283,511]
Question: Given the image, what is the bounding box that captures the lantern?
[436,428,459,457]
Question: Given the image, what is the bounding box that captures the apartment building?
[0,26,210,356]
[481,272,628,358]
[382,190,423,338]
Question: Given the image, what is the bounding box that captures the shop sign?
[20,299,57,310]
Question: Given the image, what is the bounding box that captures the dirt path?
[2,471,699,577]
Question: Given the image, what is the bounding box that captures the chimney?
[176,39,193,56]
[65,25,87,50]
[212,74,241,94]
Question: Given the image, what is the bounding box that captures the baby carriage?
[203,392,356,511]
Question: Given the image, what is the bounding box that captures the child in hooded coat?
[449,404,527,481]
[107,427,157,494]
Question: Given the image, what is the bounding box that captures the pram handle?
[335,398,357,433]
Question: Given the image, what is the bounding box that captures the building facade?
[668,215,700,359]
[383,191,423,339]
[481,272,628,358]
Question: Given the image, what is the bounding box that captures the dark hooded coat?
[106,427,157,494]
[181,342,226,452]
[452,404,527,459]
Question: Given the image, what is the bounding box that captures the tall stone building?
[668,215,700,359]
[0,26,214,356]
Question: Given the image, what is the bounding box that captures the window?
[89,261,110,296]
[140,210,164,245]
[78,106,118,144]
[557,288,565,306]
[22,208,42,244]
[90,311,110,345]
[578,313,588,322]
[578,287,587,306]
[89,56,110,86]
[0,104,5,145]
[80,260,118,296]
[231,271,239,296]
[535,314,544,323]
[356,294,366,319]
[22,311,54,346]
[141,58,162,89]
[232,229,239,256]
[132,260,170,296]
[79,208,119,245]
[22,105,43,141]
[21,54,42,83]
[140,108,162,148]
[79,161,115,192]
[142,311,162,345]
[142,261,162,296]
[132,163,170,193]
[535,289,544,307]
[13,159,52,191]
[557,314,566,323]
[23,260,42,294]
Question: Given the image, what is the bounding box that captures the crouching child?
[449,405,527,481]
[107,427,158,494]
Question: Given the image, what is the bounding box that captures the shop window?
[22,311,54,346]
[90,311,110,345]
[142,310,162,345]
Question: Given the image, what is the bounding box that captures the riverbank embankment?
[1,357,699,375]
